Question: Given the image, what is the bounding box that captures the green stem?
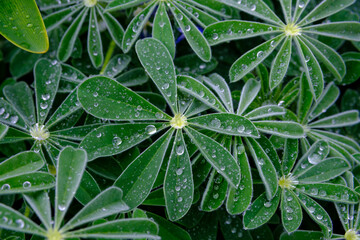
[100,40,116,74]
[24,205,31,218]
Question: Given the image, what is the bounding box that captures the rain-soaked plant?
[0,0,359,239]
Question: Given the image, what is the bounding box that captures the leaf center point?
[83,0,97,7]
[170,114,188,129]
[30,123,50,141]
[345,229,360,240]
[278,174,298,189]
[284,23,301,36]
[46,229,64,240]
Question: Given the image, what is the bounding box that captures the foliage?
[0,0,359,239]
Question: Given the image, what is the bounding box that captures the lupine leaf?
[282,139,298,175]
[188,113,259,137]
[230,34,285,82]
[63,187,129,231]
[164,130,193,221]
[309,110,360,128]
[270,37,292,90]
[44,6,82,32]
[136,38,178,113]
[105,0,149,11]
[246,138,278,199]
[114,129,174,209]
[34,58,62,124]
[296,158,350,183]
[309,82,339,121]
[169,2,212,62]
[185,127,240,188]
[23,191,52,230]
[77,76,171,121]
[243,191,280,229]
[0,151,43,181]
[79,123,167,161]
[245,105,286,120]
[253,121,305,138]
[87,8,103,68]
[98,7,124,48]
[152,2,175,59]
[281,189,302,233]
[297,73,313,124]
[236,78,260,115]
[204,21,282,45]
[298,0,356,26]
[54,147,87,229]
[0,0,49,53]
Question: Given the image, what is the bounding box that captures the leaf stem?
[100,40,116,74]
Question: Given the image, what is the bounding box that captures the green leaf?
[236,78,260,115]
[303,22,360,41]
[0,172,55,195]
[204,20,282,45]
[309,110,360,128]
[282,139,298,175]
[293,140,329,176]
[281,189,302,233]
[0,151,43,181]
[63,187,129,231]
[75,170,101,205]
[101,54,131,78]
[243,191,280,229]
[80,123,167,161]
[152,2,175,59]
[147,212,191,240]
[68,219,160,239]
[169,2,212,62]
[270,36,292,90]
[185,127,240,188]
[114,129,174,209]
[311,129,360,153]
[164,130,193,221]
[87,8,103,68]
[296,192,332,238]
[34,58,62,124]
[116,68,148,87]
[226,138,252,214]
[177,75,227,112]
[296,158,350,183]
[200,170,228,211]
[3,82,35,127]
[230,34,285,82]
[292,0,310,23]
[175,55,218,76]
[280,0,292,24]
[244,105,286,120]
[57,8,88,62]
[301,35,345,82]
[294,37,323,100]
[174,1,218,28]
[188,113,259,137]
[297,73,313,124]
[297,183,358,204]
[121,2,157,53]
[136,38,178,113]
[54,147,87,229]
[77,76,170,121]
[219,0,284,26]
[105,0,149,11]
[0,123,8,140]
[23,191,52,230]
[254,121,305,138]
[202,74,233,113]
[309,82,339,121]
[44,6,82,32]
[0,203,46,235]
[298,0,356,26]
[98,7,124,48]
[0,0,48,53]
[245,138,278,199]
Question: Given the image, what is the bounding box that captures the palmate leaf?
[88,8,103,68]
[270,36,292,90]
[309,110,360,128]
[281,189,302,233]
[23,191,52,230]
[136,38,178,113]
[302,22,360,41]
[185,127,241,188]
[164,130,193,221]
[114,129,174,209]
[77,76,171,121]
[236,78,261,115]
[0,0,49,53]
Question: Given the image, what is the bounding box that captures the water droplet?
[176,145,185,156]
[10,115,18,124]
[299,1,305,8]
[257,51,264,58]
[27,23,33,28]
[162,83,169,90]
[112,137,122,148]
[145,125,157,135]
[308,152,321,164]
[176,168,183,175]
[264,202,272,207]
[1,184,10,190]
[211,118,221,128]
[23,181,31,189]
[96,132,102,138]
[177,197,183,202]
[0,108,4,115]
[58,205,66,211]
[185,25,191,31]
[212,33,219,40]
[15,219,25,228]
[213,193,219,199]
[250,4,256,11]
[41,93,51,100]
